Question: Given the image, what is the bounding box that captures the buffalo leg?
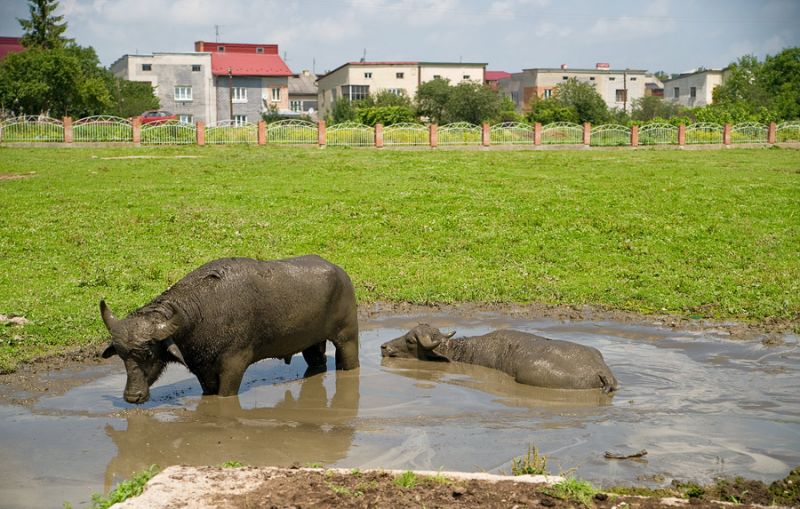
[332,324,359,370]
[198,375,220,396]
[217,351,251,397]
[302,341,327,368]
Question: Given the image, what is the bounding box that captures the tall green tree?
[526,96,579,124]
[445,81,501,124]
[552,78,610,124]
[631,95,684,121]
[18,0,71,49]
[760,47,800,120]
[415,77,451,124]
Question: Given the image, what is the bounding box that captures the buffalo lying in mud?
[100,255,359,404]
[381,324,618,393]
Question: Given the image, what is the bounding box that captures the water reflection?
[103,370,359,489]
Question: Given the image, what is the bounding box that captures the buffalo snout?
[124,388,149,404]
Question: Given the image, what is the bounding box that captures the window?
[233,115,247,126]
[396,72,404,79]
[174,86,192,101]
[543,89,552,98]
[271,88,281,102]
[387,88,405,96]
[178,114,193,124]
[674,87,680,98]
[609,77,616,81]
[463,75,471,80]
[232,87,247,103]
[142,63,152,71]
[218,46,225,52]
[433,74,442,79]
[589,77,595,81]
[290,100,302,112]
[364,72,372,79]
[629,77,637,81]
[341,84,369,101]
[192,64,201,72]
[511,91,519,104]
[256,47,264,54]
[615,89,627,102]
[690,87,697,98]
[562,76,568,80]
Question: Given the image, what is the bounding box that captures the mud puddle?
[1,313,799,508]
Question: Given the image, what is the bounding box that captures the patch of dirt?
[111,466,799,509]
[0,171,36,181]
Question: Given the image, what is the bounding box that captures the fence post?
[318,120,326,147]
[678,124,686,146]
[630,124,639,147]
[63,117,73,144]
[375,123,384,148]
[429,123,438,148]
[196,121,205,145]
[768,122,777,144]
[534,122,542,146]
[132,117,141,144]
[481,122,490,147]
[258,120,266,145]
[723,123,732,145]
[582,122,591,146]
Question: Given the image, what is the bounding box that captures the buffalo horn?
[99,300,119,331]
[417,333,441,351]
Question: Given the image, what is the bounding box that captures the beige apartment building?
[498,64,661,114]
[663,68,726,108]
[316,61,487,119]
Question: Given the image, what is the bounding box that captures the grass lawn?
[1,145,798,372]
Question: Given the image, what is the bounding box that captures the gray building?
[288,70,318,118]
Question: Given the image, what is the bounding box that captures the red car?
[139,110,177,124]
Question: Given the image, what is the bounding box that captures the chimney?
[596,62,610,69]
[560,64,568,70]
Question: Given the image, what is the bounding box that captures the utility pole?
[228,67,233,122]
[623,69,628,114]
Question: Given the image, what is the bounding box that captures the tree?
[415,77,451,124]
[526,96,579,124]
[760,47,800,120]
[631,95,684,121]
[445,82,501,124]
[552,78,609,124]
[329,97,356,124]
[18,0,71,49]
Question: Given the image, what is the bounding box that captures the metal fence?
[438,122,481,145]
[541,122,583,144]
[777,121,800,143]
[327,121,375,146]
[731,122,768,144]
[205,120,258,144]
[590,124,631,147]
[0,115,64,142]
[639,123,678,145]
[267,119,318,144]
[383,123,429,146]
[686,123,724,145]
[490,122,534,145]
[73,116,132,142]
[140,120,196,145]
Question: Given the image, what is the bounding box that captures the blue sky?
[2,0,799,75]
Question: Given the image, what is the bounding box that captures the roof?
[663,68,726,83]
[485,71,511,81]
[211,52,292,77]
[195,41,279,54]
[522,67,648,74]
[0,36,25,60]
[289,71,318,95]
[318,60,487,80]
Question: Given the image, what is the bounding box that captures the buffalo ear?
[164,339,188,368]
[101,344,117,359]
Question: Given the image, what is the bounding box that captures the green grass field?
[1,145,798,372]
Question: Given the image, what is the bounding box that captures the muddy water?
[1,314,799,508]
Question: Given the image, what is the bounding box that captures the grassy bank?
[1,145,798,372]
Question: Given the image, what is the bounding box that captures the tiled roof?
[485,71,511,81]
[0,36,24,60]
[211,52,292,77]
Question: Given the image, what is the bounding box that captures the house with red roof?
[0,37,25,61]
[110,41,293,124]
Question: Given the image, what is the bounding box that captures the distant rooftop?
[485,71,511,81]
[0,36,25,60]
[289,70,317,95]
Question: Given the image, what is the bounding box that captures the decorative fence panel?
[731,122,768,144]
[638,123,678,145]
[0,116,64,142]
[438,122,481,145]
[327,122,375,146]
[383,123,429,146]
[686,123,724,145]
[205,120,258,144]
[73,116,132,142]
[590,124,631,146]
[490,122,533,145]
[267,120,318,144]
[777,121,800,143]
[140,120,196,145]
[541,122,583,144]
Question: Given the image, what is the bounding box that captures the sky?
[2,0,799,76]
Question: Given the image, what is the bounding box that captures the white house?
[663,68,726,108]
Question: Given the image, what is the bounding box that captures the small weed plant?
[511,444,548,476]
[394,470,419,488]
[220,460,245,468]
[545,477,598,507]
[90,465,159,509]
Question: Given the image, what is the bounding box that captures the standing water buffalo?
[100,255,359,403]
[381,324,618,392]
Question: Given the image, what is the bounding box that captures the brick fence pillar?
[258,120,266,145]
[375,123,384,148]
[768,122,777,144]
[723,123,732,145]
[132,117,141,144]
[481,122,490,147]
[582,122,591,145]
[630,124,639,147]
[429,123,438,148]
[196,121,205,146]
[534,122,542,146]
[318,120,326,147]
[678,124,686,146]
[63,117,73,143]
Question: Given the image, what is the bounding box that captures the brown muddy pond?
[1,313,799,508]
